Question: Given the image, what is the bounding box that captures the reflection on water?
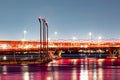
[2,65,7,75]
[0,58,120,80]
[21,65,29,80]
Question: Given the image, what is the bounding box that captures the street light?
[98,36,102,43]
[23,30,27,41]
[54,31,58,40]
[88,32,92,42]
[54,32,58,35]
[72,36,76,41]
[72,36,77,47]
[98,36,102,40]
[48,38,51,41]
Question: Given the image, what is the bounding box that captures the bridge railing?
[0,39,120,51]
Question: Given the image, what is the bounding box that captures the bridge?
[0,39,120,58]
[0,17,120,65]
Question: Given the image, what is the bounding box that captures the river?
[0,58,120,80]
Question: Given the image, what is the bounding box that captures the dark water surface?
[0,58,120,80]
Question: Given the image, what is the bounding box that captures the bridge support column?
[117,49,120,58]
[58,50,62,58]
[53,50,62,59]
[107,47,117,58]
[48,50,54,59]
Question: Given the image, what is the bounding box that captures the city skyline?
[0,0,120,40]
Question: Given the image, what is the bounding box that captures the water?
[0,58,120,80]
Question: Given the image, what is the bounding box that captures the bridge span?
[0,40,120,58]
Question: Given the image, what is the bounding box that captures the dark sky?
[0,0,120,40]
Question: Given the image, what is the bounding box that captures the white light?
[2,65,7,74]
[22,65,29,80]
[54,32,58,40]
[72,67,77,80]
[81,45,83,48]
[3,55,7,60]
[1,44,8,49]
[21,39,25,41]
[84,45,88,48]
[98,36,102,40]
[72,37,76,40]
[24,30,27,34]
[88,32,92,36]
[80,62,88,80]
[24,45,32,49]
[54,32,58,35]
[49,44,57,48]
[23,72,29,80]
[47,76,52,80]
[23,30,27,41]
[48,38,51,41]
[88,32,92,42]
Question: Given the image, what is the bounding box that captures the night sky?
[0,0,120,40]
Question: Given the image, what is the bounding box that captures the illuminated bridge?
[0,18,120,65]
[0,39,120,58]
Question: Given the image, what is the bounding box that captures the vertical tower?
[38,17,49,60]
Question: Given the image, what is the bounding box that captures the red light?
[45,21,48,26]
